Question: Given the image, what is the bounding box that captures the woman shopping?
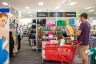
[0,13,9,64]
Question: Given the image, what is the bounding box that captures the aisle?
[10,37,82,64]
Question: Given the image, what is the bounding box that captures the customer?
[17,33,21,51]
[9,31,14,57]
[72,13,90,64]
[0,13,9,63]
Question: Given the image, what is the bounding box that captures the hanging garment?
[0,38,8,64]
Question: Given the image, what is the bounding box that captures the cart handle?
[75,42,82,46]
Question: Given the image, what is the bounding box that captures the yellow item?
[69,26,74,34]
[69,26,74,40]
[71,36,74,40]
[66,19,70,24]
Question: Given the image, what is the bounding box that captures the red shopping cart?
[42,40,81,64]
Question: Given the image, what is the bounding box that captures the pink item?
[46,20,55,27]
[47,31,55,35]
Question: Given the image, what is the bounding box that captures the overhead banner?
[37,12,76,17]
[0,8,10,13]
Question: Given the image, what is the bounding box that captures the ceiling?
[0,0,96,18]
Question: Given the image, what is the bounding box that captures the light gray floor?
[10,37,82,64]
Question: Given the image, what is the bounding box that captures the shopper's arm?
[90,30,96,33]
[73,30,82,36]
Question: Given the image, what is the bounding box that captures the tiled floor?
[10,37,82,64]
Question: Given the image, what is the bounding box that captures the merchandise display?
[85,48,96,64]
[37,12,80,64]
[1,1,96,64]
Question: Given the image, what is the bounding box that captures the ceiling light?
[88,10,95,12]
[30,15,32,16]
[60,10,63,12]
[55,7,60,9]
[2,2,8,5]
[39,2,44,6]
[38,10,41,12]
[25,7,29,9]
[85,6,95,9]
[94,13,96,14]
[69,2,77,6]
[28,12,31,14]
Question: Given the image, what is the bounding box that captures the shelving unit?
[36,12,77,63]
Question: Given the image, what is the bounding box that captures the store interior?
[0,0,96,64]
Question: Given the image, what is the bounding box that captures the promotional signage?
[37,12,76,17]
[0,8,10,13]
[37,12,48,17]
[65,12,76,17]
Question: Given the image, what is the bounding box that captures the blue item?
[69,19,75,25]
[89,34,94,48]
[74,31,77,40]
[0,38,8,64]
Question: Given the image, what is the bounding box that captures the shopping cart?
[42,40,81,64]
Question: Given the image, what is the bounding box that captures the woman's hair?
[0,13,8,18]
[58,34,64,39]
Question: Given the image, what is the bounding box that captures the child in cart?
[57,34,65,46]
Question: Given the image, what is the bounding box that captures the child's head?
[0,13,8,27]
[58,34,64,39]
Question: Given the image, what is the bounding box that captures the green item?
[57,20,66,26]
[90,48,96,64]
[47,27,51,31]
[57,31,65,34]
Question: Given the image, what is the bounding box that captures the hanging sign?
[64,12,76,17]
[0,8,10,13]
[37,12,48,17]
[37,12,76,17]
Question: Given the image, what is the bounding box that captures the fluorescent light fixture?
[2,2,8,5]
[25,7,29,9]
[39,2,44,5]
[88,10,95,12]
[30,15,32,16]
[55,7,60,9]
[94,13,96,14]
[60,10,63,12]
[38,10,41,12]
[85,6,95,9]
[28,12,31,14]
[69,2,77,6]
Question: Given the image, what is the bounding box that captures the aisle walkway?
[10,37,82,64]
